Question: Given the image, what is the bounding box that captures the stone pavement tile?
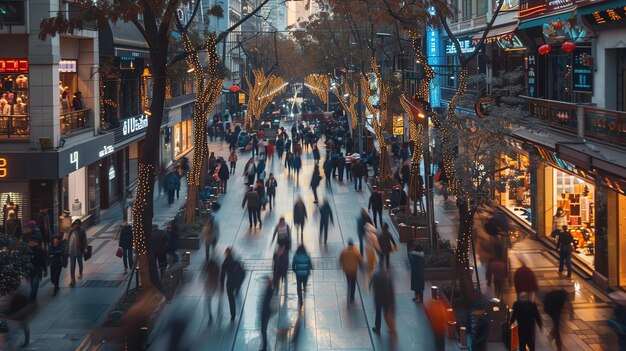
[328,328,372,349]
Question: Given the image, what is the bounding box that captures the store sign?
[527,54,537,97]
[0,158,6,178]
[586,7,626,25]
[501,0,520,11]
[59,60,77,73]
[426,7,441,109]
[445,38,475,54]
[518,0,575,20]
[0,59,28,73]
[98,145,114,158]
[58,132,115,177]
[496,34,525,50]
[572,47,593,92]
[122,114,149,136]
[238,92,246,104]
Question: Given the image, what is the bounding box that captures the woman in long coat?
[408,244,426,302]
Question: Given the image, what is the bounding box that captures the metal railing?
[526,97,626,146]
[0,115,29,139]
[60,109,91,135]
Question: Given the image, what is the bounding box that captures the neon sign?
[427,7,441,108]
[0,59,28,73]
[122,114,149,136]
[0,158,6,178]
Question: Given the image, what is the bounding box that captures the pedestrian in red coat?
[514,260,538,298]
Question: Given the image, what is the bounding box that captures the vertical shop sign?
[527,54,537,97]
[427,7,441,108]
[572,47,593,93]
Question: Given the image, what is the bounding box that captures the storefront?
[497,152,533,226]
[59,59,78,112]
[0,58,30,139]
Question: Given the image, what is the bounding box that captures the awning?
[472,23,518,42]
[99,21,150,59]
[518,10,575,29]
[576,0,626,16]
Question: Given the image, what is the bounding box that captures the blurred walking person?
[151,225,169,278]
[292,244,313,308]
[425,296,449,350]
[293,153,302,183]
[293,197,307,242]
[369,269,397,337]
[201,214,219,261]
[271,217,292,252]
[486,258,507,299]
[356,209,373,255]
[242,186,261,228]
[118,220,134,273]
[514,258,538,298]
[255,179,267,213]
[221,247,246,321]
[285,150,293,173]
[339,239,362,304]
[244,157,256,186]
[556,225,574,278]
[467,303,489,351]
[259,276,275,351]
[408,243,425,302]
[27,236,47,301]
[368,186,383,227]
[310,164,322,203]
[543,289,574,351]
[48,235,66,296]
[345,153,353,181]
[323,157,332,188]
[228,150,238,174]
[265,173,277,211]
[312,144,320,165]
[319,200,334,244]
[377,223,397,269]
[272,244,289,293]
[510,292,542,351]
[203,259,220,324]
[337,153,345,181]
[364,221,380,271]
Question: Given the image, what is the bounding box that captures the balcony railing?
[61,109,91,135]
[0,115,29,139]
[526,97,626,146]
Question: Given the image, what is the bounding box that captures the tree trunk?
[185,103,209,224]
[132,53,168,291]
[378,144,391,180]
[454,199,478,305]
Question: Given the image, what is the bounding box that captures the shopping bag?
[84,245,93,261]
[116,247,123,258]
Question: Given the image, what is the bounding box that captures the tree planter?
[177,237,200,250]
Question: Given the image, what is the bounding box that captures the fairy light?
[244,69,287,129]
[132,162,155,255]
[332,81,358,129]
[304,74,330,105]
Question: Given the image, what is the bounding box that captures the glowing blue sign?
[426,7,441,108]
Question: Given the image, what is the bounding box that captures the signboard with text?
[572,47,593,93]
[445,38,476,54]
[426,7,441,109]
[526,54,537,97]
[393,116,404,136]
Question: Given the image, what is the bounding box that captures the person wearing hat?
[66,219,87,287]
[339,239,362,304]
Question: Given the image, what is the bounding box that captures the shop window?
[59,60,78,113]
[462,0,472,20]
[476,0,487,16]
[120,75,140,118]
[552,169,595,269]
[62,167,88,221]
[0,58,29,138]
[498,154,532,225]
[174,120,192,157]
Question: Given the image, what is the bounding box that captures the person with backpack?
[292,244,313,307]
[272,217,292,251]
[221,247,245,321]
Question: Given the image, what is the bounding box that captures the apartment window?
[462,0,473,20]
[477,0,487,16]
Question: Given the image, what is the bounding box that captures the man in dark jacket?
[353,159,365,191]
[377,223,397,268]
[67,219,87,287]
[556,225,574,277]
[510,292,543,351]
[323,158,332,188]
[119,221,133,273]
[368,186,384,227]
[336,153,346,181]
[28,236,47,301]
[217,159,230,193]
[35,207,51,250]
[319,200,334,244]
[221,247,244,321]
[369,269,396,336]
[242,186,261,228]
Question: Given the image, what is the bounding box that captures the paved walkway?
[12,171,189,350]
[10,137,617,351]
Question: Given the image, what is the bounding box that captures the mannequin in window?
[0,98,10,115]
[14,97,27,115]
[16,75,28,89]
[3,198,19,223]
[553,207,568,231]
[71,198,82,216]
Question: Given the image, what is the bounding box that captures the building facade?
[431,0,626,290]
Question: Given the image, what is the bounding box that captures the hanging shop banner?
[526,54,537,97]
[572,47,593,93]
[585,6,626,25]
[445,37,476,54]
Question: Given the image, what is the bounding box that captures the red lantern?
[561,41,576,53]
[538,44,552,55]
[229,85,241,92]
